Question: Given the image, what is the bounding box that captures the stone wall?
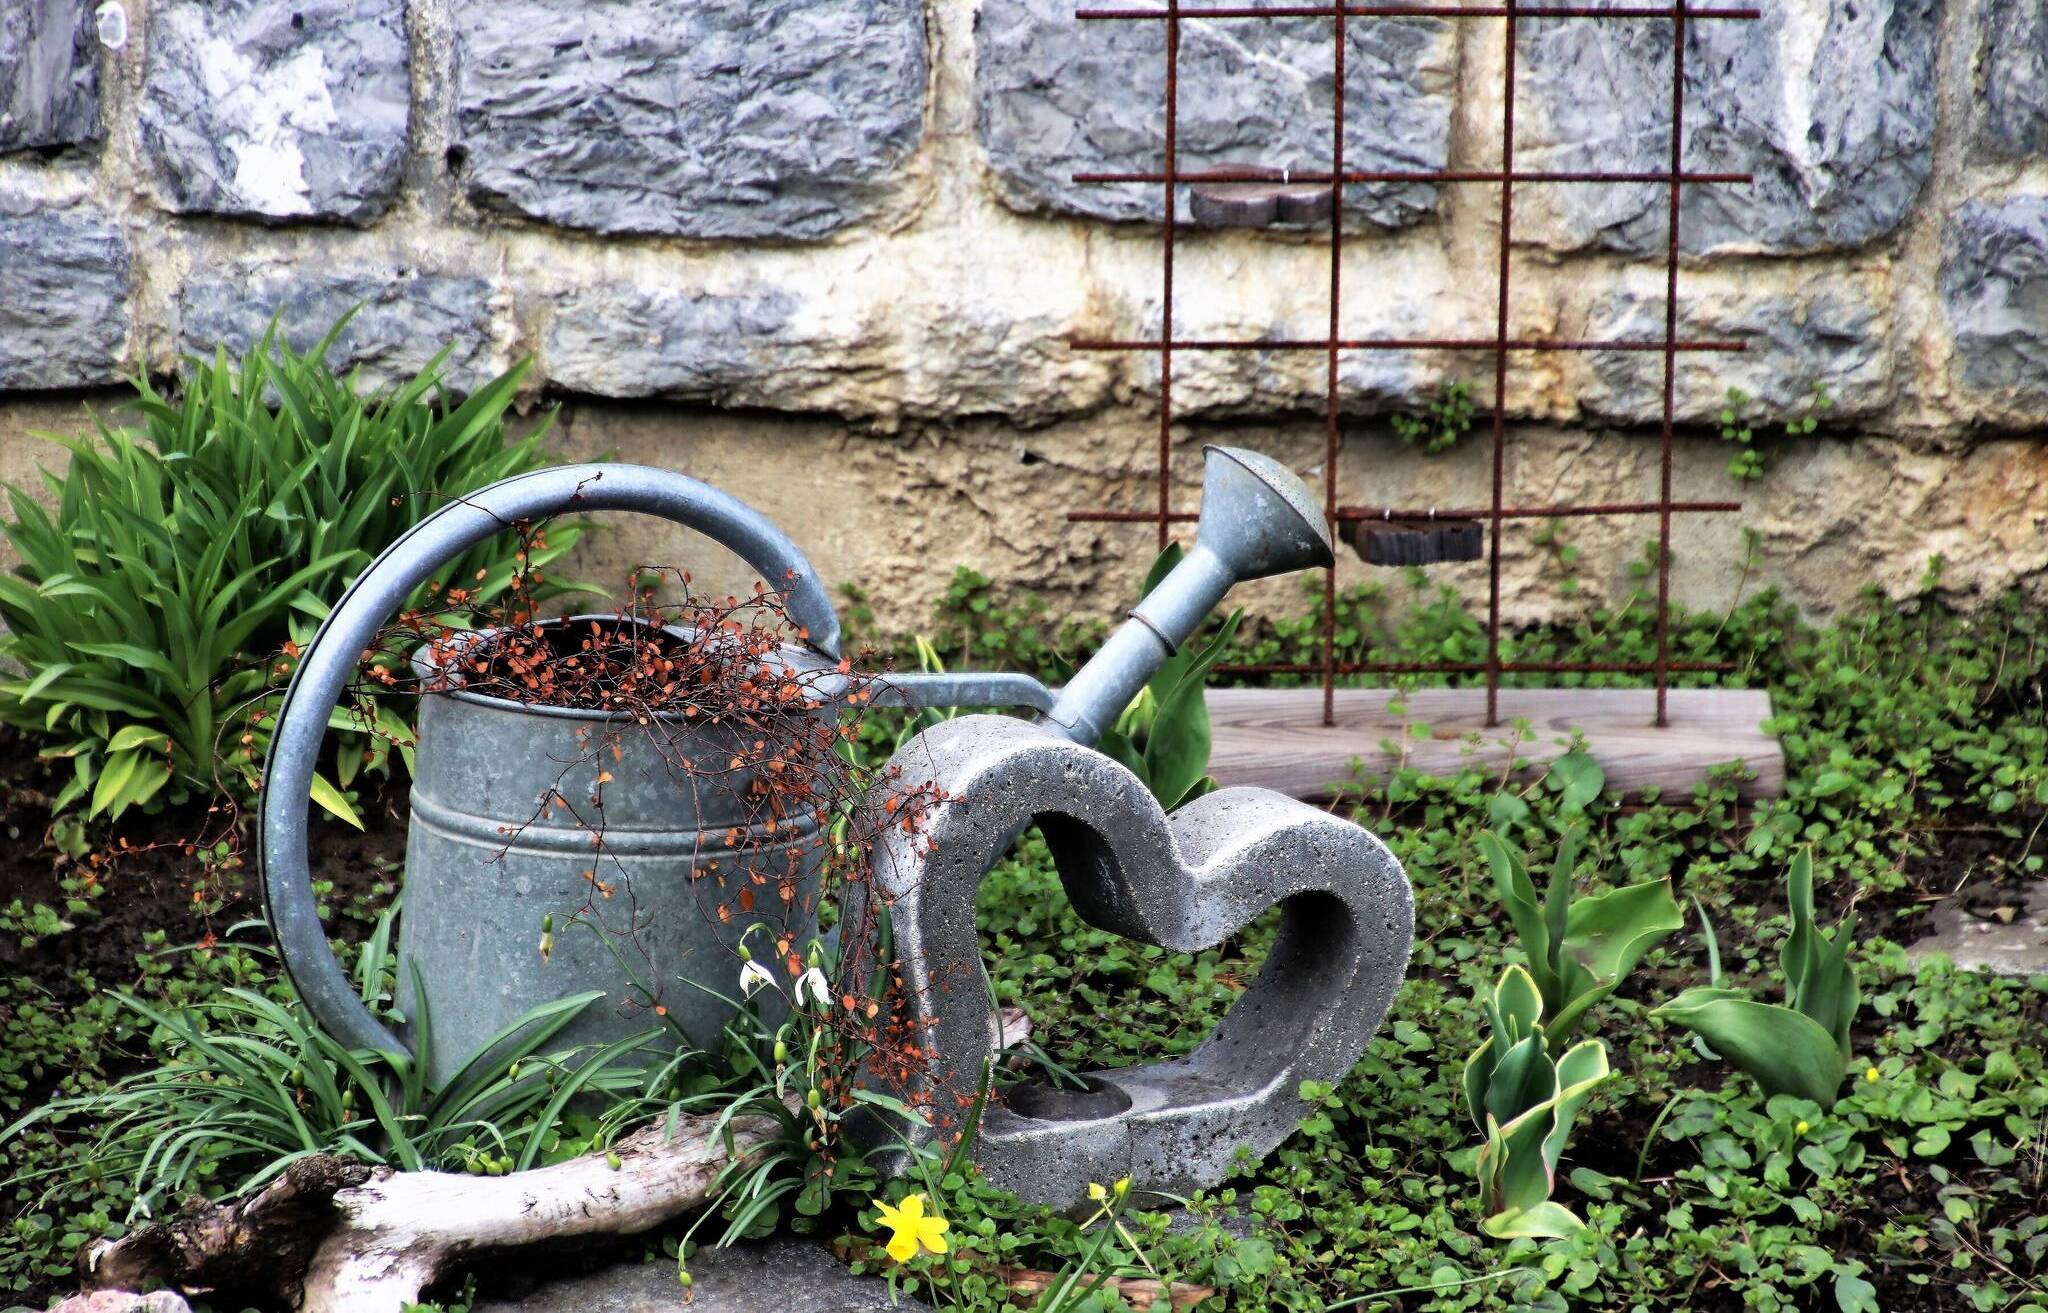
[0,0,2043,636]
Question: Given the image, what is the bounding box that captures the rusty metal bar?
[1484,0,1519,726]
[1071,499,1742,523]
[1322,0,1346,726]
[1338,500,1741,520]
[1159,2,1182,551]
[1078,5,1758,17]
[1655,0,1687,727]
[1069,335,1747,352]
[1073,168,1751,185]
[1213,660,1736,675]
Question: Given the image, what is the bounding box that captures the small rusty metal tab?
[1188,167,1333,228]
[1345,515,1485,566]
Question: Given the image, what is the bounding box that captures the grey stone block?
[1516,0,1941,255]
[473,1238,928,1313]
[1975,0,2048,160]
[847,715,1412,1209]
[0,204,130,389]
[138,0,410,222]
[1942,197,2048,410]
[1905,882,2048,978]
[977,0,1454,229]
[1581,280,1889,423]
[451,0,927,240]
[543,287,802,400]
[175,269,499,393]
[0,0,99,155]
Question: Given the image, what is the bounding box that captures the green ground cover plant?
[1,556,2043,1311]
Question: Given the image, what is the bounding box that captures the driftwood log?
[83,1108,779,1312]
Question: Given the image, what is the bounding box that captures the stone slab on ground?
[473,1238,929,1313]
[1906,881,2048,977]
[47,1293,190,1313]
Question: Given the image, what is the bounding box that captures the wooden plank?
[1206,686,1784,801]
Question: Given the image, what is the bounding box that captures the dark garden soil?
[0,726,408,1015]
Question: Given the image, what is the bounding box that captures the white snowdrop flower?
[739,959,776,999]
[94,2,128,50]
[794,968,832,1009]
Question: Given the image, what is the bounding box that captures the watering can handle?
[259,462,841,1058]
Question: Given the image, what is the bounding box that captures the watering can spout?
[1048,446,1332,747]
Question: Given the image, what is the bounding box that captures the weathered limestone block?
[0,202,129,390]
[138,0,409,222]
[1579,271,1891,423]
[977,0,1455,228]
[544,286,819,400]
[0,0,98,155]
[540,247,1120,426]
[1942,198,2048,414]
[175,268,500,392]
[1516,0,1941,254]
[451,0,927,239]
[1974,0,2048,159]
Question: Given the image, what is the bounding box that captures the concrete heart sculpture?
[849,715,1413,1206]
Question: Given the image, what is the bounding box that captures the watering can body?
[395,631,826,1086]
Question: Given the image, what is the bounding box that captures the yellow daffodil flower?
[874,1192,949,1263]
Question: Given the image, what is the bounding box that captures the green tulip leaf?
[1653,987,1846,1104]
[1482,1200,1592,1241]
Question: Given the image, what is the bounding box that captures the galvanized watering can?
[259,448,1357,1085]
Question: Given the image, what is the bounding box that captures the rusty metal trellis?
[1063,0,1760,729]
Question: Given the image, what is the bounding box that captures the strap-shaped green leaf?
[1652,986,1846,1104]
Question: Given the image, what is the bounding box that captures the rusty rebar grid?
[1069,336,1746,351]
[1215,660,1736,675]
[1061,0,1754,731]
[1070,499,1742,523]
[1074,167,1752,184]
[1078,5,1757,17]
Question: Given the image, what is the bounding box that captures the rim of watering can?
[408,613,846,725]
